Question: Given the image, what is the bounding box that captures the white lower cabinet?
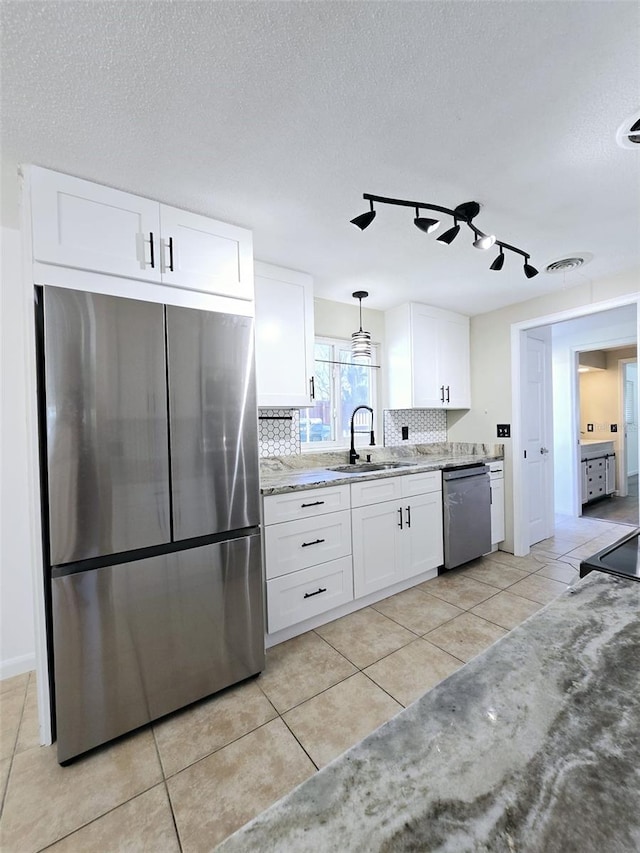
[263,469,449,637]
[489,462,505,545]
[267,556,353,633]
[352,473,443,599]
[264,510,351,579]
[352,501,404,598]
[402,491,445,579]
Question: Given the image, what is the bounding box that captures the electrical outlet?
[497,424,511,438]
[587,423,594,432]
[401,425,409,441]
[611,424,618,432]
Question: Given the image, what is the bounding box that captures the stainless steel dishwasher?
[442,463,492,570]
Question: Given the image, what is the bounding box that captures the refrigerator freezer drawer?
[52,534,264,763]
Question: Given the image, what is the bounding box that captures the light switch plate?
[497,424,511,438]
[587,423,594,432]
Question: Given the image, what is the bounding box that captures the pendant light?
[351,291,372,360]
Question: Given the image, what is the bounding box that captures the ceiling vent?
[545,254,592,274]
[616,109,640,149]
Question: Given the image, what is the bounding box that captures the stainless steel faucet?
[350,405,375,464]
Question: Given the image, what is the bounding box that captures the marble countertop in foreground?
[218,573,640,852]
[260,442,504,495]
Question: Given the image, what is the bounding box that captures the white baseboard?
[1,653,36,681]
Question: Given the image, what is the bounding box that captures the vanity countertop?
[217,572,640,852]
[260,442,504,496]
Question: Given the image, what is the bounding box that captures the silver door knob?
[540,447,549,455]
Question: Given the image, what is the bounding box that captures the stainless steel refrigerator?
[37,286,264,764]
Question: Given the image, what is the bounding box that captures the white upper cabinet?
[30,167,162,282]
[254,262,315,407]
[158,205,253,299]
[28,167,253,299]
[386,302,470,409]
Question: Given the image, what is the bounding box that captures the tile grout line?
[0,674,30,820]
[150,721,184,853]
[34,781,165,852]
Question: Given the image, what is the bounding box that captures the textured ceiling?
[1,1,639,314]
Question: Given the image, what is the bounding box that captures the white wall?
[0,226,36,677]
[447,271,640,551]
[552,309,637,515]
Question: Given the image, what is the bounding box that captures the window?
[300,337,379,449]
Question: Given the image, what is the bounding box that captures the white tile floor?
[0,513,629,852]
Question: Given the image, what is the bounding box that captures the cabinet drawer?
[264,510,351,579]
[263,485,350,525]
[351,477,403,508]
[266,557,353,633]
[401,470,441,497]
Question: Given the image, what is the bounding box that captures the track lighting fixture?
[413,207,440,234]
[350,199,376,231]
[436,219,460,245]
[350,192,537,278]
[490,247,505,271]
[473,230,496,250]
[351,291,372,360]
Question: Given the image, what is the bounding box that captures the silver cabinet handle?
[540,447,549,455]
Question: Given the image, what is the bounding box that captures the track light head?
[413,208,440,234]
[523,258,539,278]
[490,248,505,271]
[473,230,496,250]
[351,200,376,230]
[453,201,481,223]
[436,221,460,245]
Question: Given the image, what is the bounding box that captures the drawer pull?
[301,500,325,508]
[301,538,325,548]
[303,587,327,599]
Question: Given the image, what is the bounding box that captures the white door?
[410,306,442,408]
[254,263,314,407]
[439,314,471,408]
[30,166,161,281]
[402,491,444,579]
[524,333,553,545]
[352,501,402,598]
[159,205,253,299]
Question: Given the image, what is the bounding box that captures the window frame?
[300,335,380,452]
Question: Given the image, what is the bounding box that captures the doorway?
[512,298,639,557]
[577,347,637,525]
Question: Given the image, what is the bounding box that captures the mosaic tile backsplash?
[383,408,447,446]
[258,409,301,457]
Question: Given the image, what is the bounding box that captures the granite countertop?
[218,572,640,852]
[260,442,504,496]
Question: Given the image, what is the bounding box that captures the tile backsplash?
[383,408,447,446]
[258,409,300,457]
[258,407,447,456]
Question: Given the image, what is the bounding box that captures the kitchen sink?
[328,461,419,474]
